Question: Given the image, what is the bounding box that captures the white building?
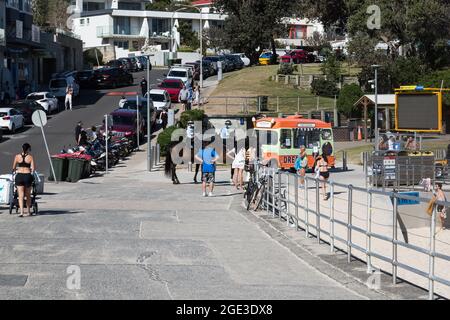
[71,0,225,63]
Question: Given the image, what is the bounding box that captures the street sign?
[32,110,47,127]
[383,156,396,181]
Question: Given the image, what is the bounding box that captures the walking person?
[164,142,180,185]
[178,85,189,112]
[434,183,447,230]
[193,84,201,106]
[315,154,330,201]
[119,95,127,108]
[12,143,35,217]
[227,143,246,191]
[195,141,219,197]
[294,146,308,186]
[65,85,73,110]
[159,108,168,130]
[140,77,148,97]
[75,121,83,145]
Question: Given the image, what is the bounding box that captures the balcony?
[96,25,146,39]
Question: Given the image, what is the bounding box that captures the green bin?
[66,158,86,183]
[49,156,69,182]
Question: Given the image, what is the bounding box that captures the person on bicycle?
[12,143,35,217]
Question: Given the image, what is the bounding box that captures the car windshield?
[168,70,187,78]
[50,79,67,88]
[161,81,182,89]
[78,71,92,77]
[150,94,165,102]
[206,57,219,62]
[123,101,148,110]
[112,115,134,126]
[27,95,45,100]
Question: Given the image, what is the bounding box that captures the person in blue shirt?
[294,146,307,186]
[195,141,220,197]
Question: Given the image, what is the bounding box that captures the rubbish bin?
[66,158,87,183]
[258,96,268,112]
[49,156,69,182]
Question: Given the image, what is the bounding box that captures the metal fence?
[257,166,450,300]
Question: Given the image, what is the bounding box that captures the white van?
[166,66,193,87]
[49,72,80,98]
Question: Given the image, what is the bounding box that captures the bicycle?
[246,162,271,211]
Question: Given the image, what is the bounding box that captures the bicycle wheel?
[251,184,266,211]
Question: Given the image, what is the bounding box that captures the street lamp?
[372,65,381,151]
[147,55,152,171]
[170,5,204,88]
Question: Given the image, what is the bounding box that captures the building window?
[83,1,105,11]
[151,18,169,35]
[118,2,141,10]
[113,17,131,35]
[80,19,85,26]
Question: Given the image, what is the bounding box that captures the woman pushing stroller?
[12,143,35,217]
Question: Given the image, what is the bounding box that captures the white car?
[166,67,193,86]
[0,108,25,133]
[148,89,171,111]
[49,72,80,99]
[26,92,59,114]
[234,53,251,67]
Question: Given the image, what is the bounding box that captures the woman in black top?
[12,143,35,217]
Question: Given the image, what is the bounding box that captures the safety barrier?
[255,166,450,299]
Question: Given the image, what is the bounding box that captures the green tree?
[178,21,200,50]
[32,0,49,27]
[337,83,363,116]
[419,69,450,106]
[321,53,341,83]
[214,0,294,64]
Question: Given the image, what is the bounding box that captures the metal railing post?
[428,206,437,300]
[225,97,228,115]
[278,172,282,220]
[277,96,280,112]
[294,174,299,230]
[366,189,373,273]
[286,174,290,226]
[392,192,398,284]
[272,171,276,218]
[330,182,335,252]
[316,178,321,243]
[304,178,309,238]
[347,185,353,263]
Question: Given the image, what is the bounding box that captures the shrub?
[179,109,207,129]
[311,78,339,98]
[157,126,179,156]
[277,63,298,75]
[337,83,364,116]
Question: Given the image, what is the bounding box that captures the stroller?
[9,173,39,215]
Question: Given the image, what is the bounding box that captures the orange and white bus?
[254,115,335,170]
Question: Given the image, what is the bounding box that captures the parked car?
[49,72,80,99]
[166,66,194,87]
[224,54,244,70]
[158,79,185,103]
[185,61,212,80]
[233,53,251,67]
[0,107,25,133]
[119,57,138,72]
[75,70,97,89]
[11,100,45,124]
[94,67,134,88]
[259,52,277,65]
[120,97,157,127]
[281,49,308,64]
[104,109,146,145]
[0,127,2,142]
[26,92,59,114]
[137,56,152,71]
[203,56,219,74]
[201,60,215,77]
[147,89,172,111]
[217,55,234,72]
[106,59,126,70]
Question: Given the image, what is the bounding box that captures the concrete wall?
[176,52,201,64]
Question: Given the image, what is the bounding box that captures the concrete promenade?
[0,146,385,300]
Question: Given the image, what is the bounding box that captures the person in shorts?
[12,143,35,217]
[195,142,219,197]
[435,183,447,230]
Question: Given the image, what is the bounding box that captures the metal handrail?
[256,164,450,300]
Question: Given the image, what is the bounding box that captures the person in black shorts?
[12,143,35,217]
[315,154,330,201]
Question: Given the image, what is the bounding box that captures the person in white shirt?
[119,96,127,108]
[65,85,73,110]
[227,143,246,191]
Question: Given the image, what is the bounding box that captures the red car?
[158,79,185,103]
[101,109,145,146]
[281,50,308,64]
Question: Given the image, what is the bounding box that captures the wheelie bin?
[66,158,86,183]
[49,155,69,182]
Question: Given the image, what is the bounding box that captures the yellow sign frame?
[394,88,449,133]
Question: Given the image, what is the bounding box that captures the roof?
[149,89,167,95]
[354,94,396,107]
[192,0,213,6]
[256,115,332,129]
[27,92,50,95]
[111,108,137,115]
[0,107,13,111]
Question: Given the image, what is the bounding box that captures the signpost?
[32,110,57,184]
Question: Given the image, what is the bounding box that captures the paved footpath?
[0,146,386,300]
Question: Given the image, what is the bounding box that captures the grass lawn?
[210,64,336,114]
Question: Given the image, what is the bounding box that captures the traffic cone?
[357,126,362,141]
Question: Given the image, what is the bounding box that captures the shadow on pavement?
[35,210,82,216]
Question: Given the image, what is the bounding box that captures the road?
[0,69,167,176]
